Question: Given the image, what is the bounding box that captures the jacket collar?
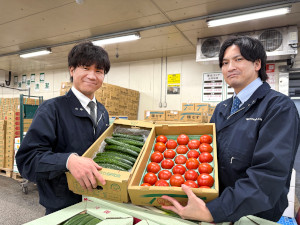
[217,82,271,131]
[66,89,90,118]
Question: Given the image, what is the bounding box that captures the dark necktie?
[88,101,97,125]
[230,97,241,115]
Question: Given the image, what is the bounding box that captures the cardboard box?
[85,196,198,225]
[24,199,133,225]
[165,110,179,121]
[128,123,218,207]
[66,120,154,203]
[179,111,203,122]
[144,111,166,121]
[194,103,210,114]
[182,103,194,112]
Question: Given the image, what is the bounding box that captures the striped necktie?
[87,101,97,124]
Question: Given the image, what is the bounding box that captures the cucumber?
[104,145,139,157]
[97,163,127,171]
[112,133,145,142]
[112,137,144,147]
[95,158,132,170]
[77,215,95,225]
[86,218,101,225]
[105,138,141,153]
[94,154,134,166]
[100,151,137,163]
[63,214,88,225]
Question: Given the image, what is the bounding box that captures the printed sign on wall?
[202,72,223,102]
[167,73,180,94]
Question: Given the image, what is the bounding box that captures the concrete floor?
[0,176,44,225]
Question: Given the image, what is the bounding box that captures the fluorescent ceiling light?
[207,7,290,27]
[92,34,140,46]
[20,49,52,58]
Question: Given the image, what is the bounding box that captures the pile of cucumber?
[93,133,145,171]
[62,213,101,225]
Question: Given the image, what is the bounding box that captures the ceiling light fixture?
[207,6,291,27]
[92,33,140,46]
[20,48,52,58]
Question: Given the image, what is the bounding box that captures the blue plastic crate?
[277,216,297,225]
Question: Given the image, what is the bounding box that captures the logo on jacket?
[246,118,262,121]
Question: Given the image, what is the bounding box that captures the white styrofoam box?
[14,143,20,151]
[290,169,296,187]
[287,186,295,203]
[13,165,19,173]
[282,201,295,218]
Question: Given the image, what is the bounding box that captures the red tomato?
[172,165,186,175]
[144,172,158,185]
[150,151,164,163]
[197,173,214,187]
[187,150,200,158]
[164,149,176,159]
[166,139,177,149]
[155,179,169,186]
[200,135,212,144]
[156,135,167,143]
[175,155,187,164]
[158,170,172,180]
[147,162,161,173]
[176,145,188,154]
[188,139,200,149]
[186,158,200,169]
[199,143,213,153]
[170,174,185,187]
[199,152,213,163]
[184,180,198,188]
[141,183,151,186]
[198,163,213,174]
[184,170,198,181]
[154,142,166,153]
[177,134,189,145]
[161,159,174,169]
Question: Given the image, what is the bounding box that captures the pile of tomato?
[140,134,215,188]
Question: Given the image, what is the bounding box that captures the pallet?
[12,172,23,181]
[0,167,13,178]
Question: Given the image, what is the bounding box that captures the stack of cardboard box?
[0,120,6,168]
[144,103,216,123]
[60,82,140,120]
[0,98,19,120]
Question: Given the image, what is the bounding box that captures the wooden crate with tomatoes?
[128,123,218,207]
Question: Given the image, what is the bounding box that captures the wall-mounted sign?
[22,75,26,83]
[31,74,35,82]
[266,63,276,90]
[202,72,223,102]
[167,73,180,95]
[40,73,45,83]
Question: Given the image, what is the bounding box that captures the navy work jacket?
[16,89,109,212]
[206,82,300,222]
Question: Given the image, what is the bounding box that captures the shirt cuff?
[66,153,79,170]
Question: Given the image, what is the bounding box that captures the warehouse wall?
[1,53,298,120]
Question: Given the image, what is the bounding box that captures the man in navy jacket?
[16,41,110,214]
[162,37,300,222]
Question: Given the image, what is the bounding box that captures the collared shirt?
[71,86,97,116]
[234,77,263,107]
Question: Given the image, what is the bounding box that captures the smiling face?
[70,64,104,99]
[221,45,261,94]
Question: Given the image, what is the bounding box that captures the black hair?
[68,41,110,82]
[219,36,268,81]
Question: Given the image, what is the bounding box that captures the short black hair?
[68,41,110,81]
[219,36,268,81]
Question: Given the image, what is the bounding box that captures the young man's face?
[69,64,104,99]
[221,45,261,94]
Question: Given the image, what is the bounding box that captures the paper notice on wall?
[202,72,223,102]
[266,64,276,90]
[167,73,180,94]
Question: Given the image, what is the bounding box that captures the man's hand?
[67,154,106,191]
[161,184,213,222]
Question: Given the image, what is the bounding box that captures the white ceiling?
[0,0,300,74]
